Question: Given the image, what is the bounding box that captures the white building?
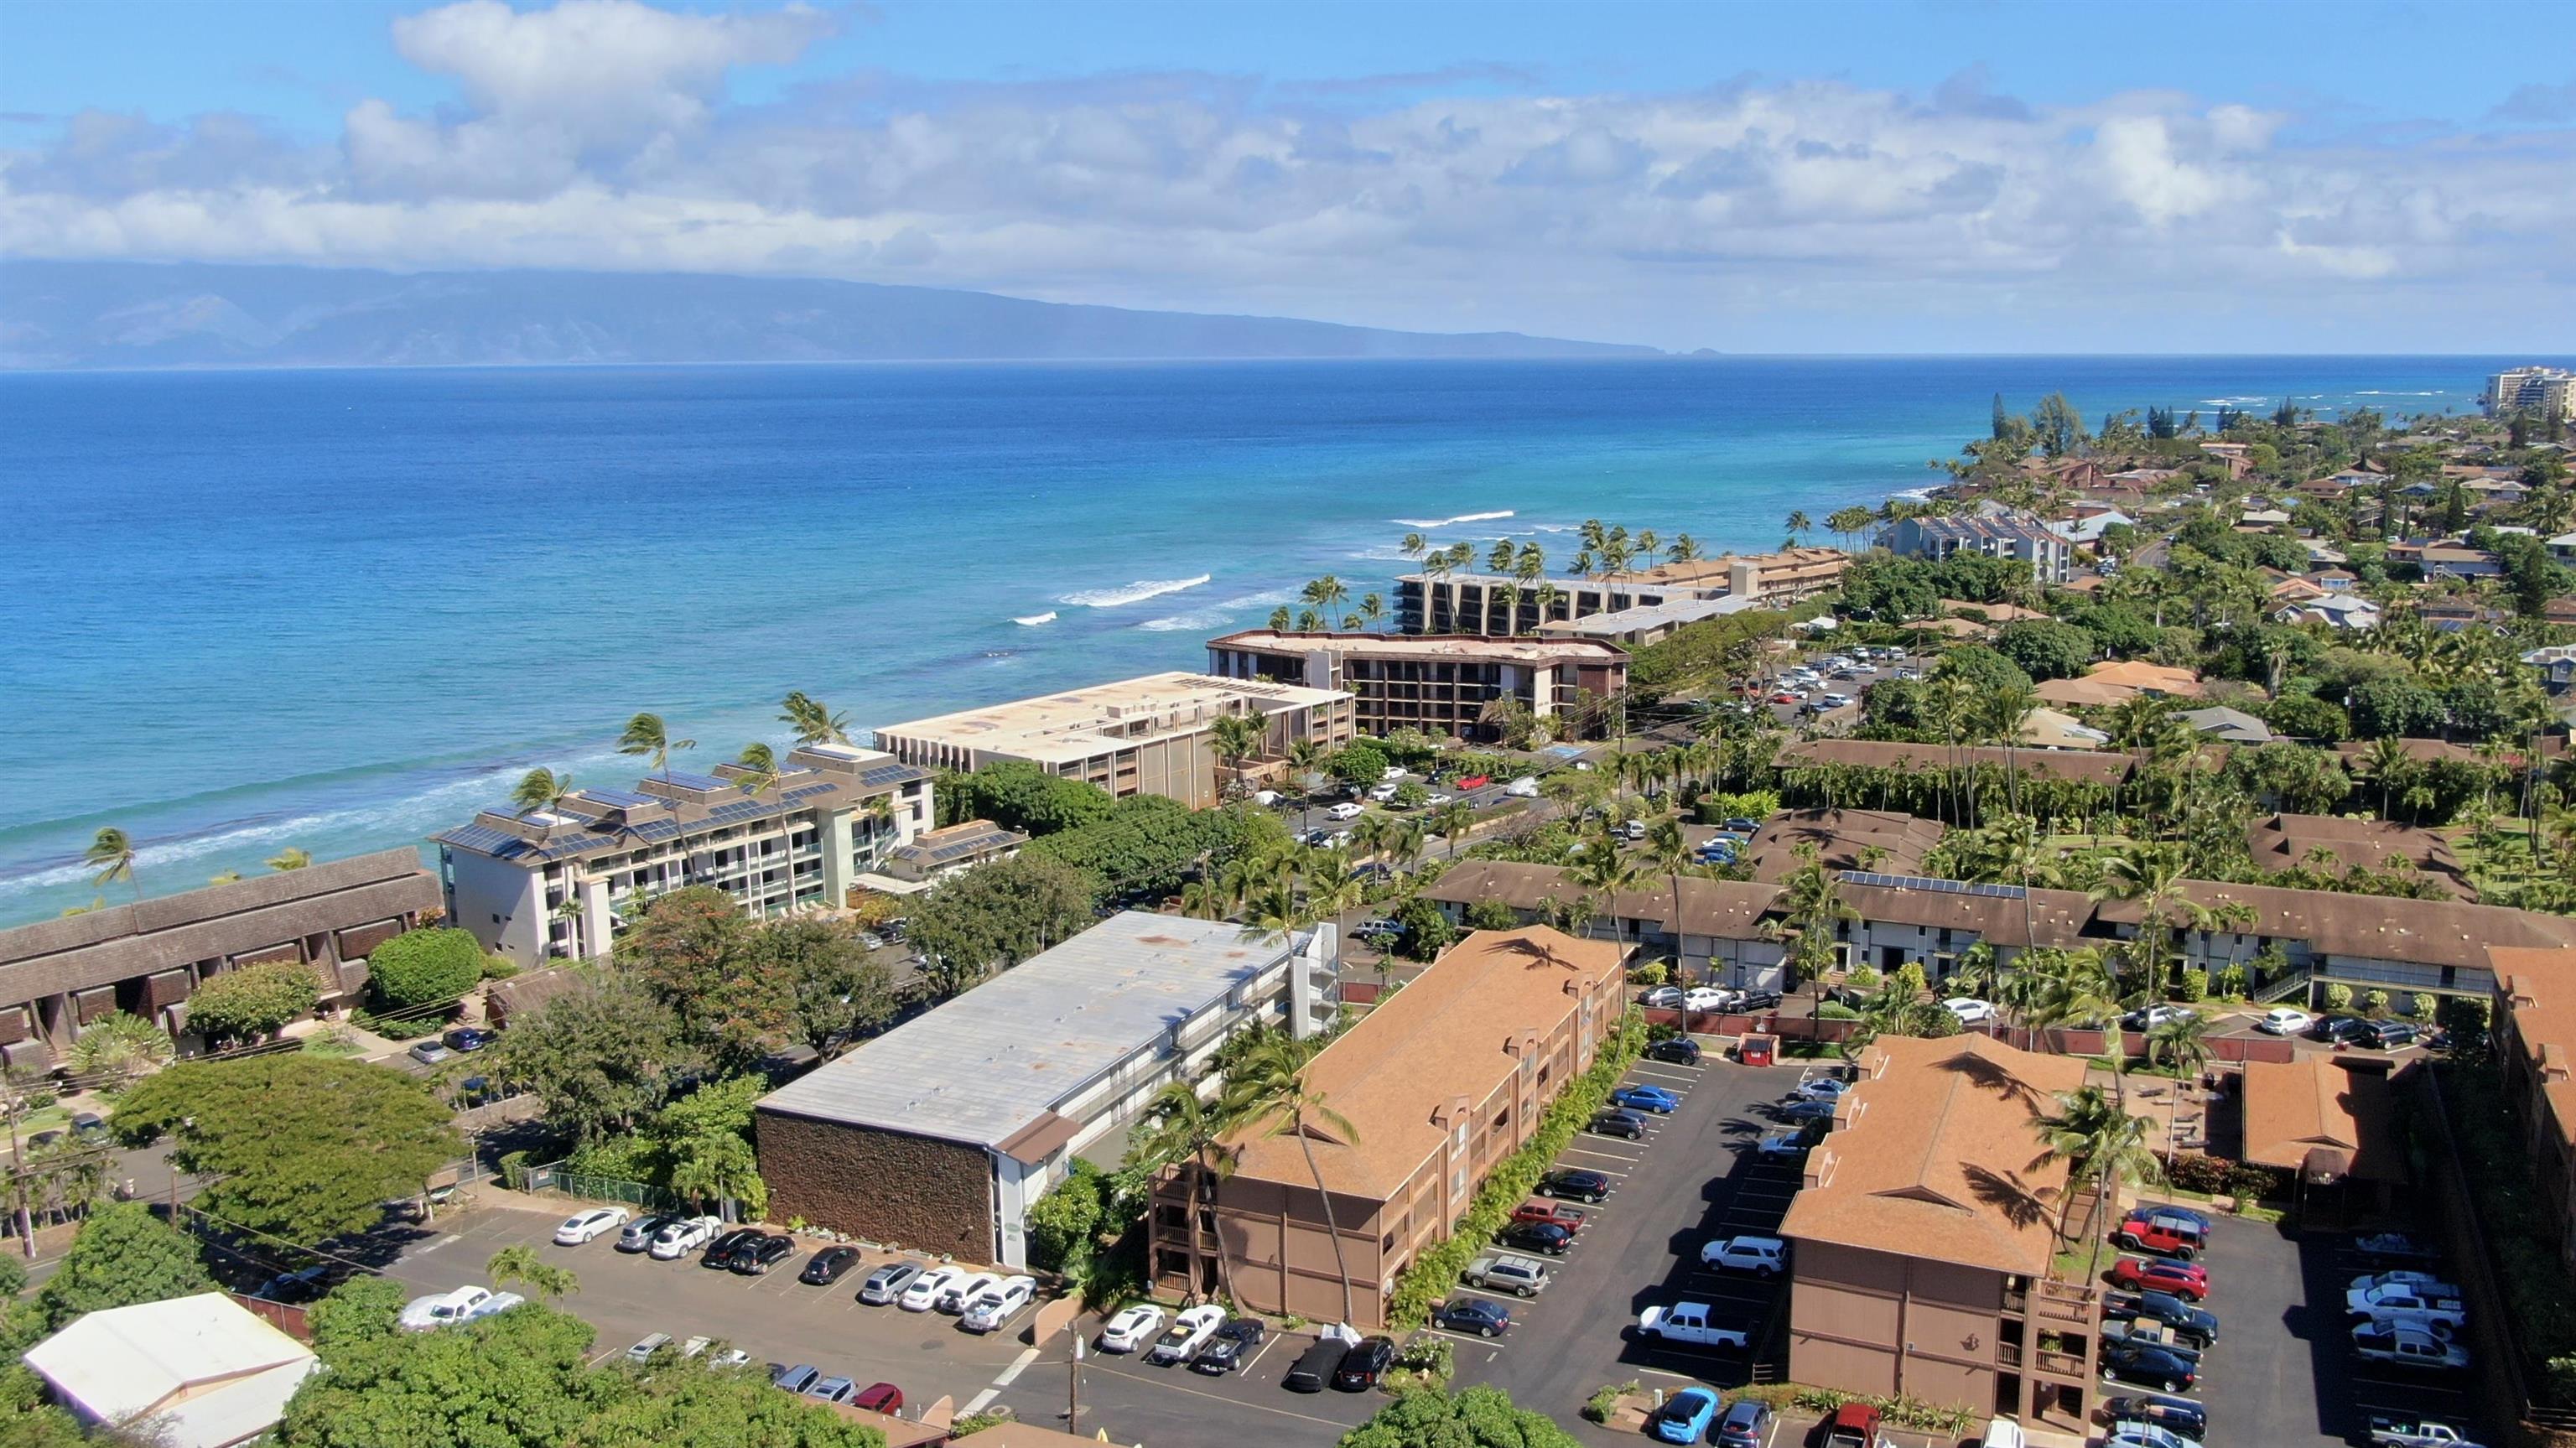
[24,1294,319,1448]
[1878,506,2075,584]
[434,742,932,965]
[2274,593,2382,631]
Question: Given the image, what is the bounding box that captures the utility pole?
[3,1073,30,1259]
[1067,1332,1082,1426]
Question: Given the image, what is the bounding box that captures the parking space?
[992,1321,1376,1448]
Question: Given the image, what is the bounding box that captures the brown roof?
[1419,860,1782,940]
[1779,1035,2086,1275]
[0,849,439,1005]
[1940,599,2050,622]
[1742,808,1945,882]
[2091,880,2576,970]
[2492,946,2576,1151]
[827,1405,948,1448]
[1223,927,1623,1200]
[484,965,586,1027]
[2083,660,2205,698]
[2240,1057,2405,1183]
[2246,813,2474,900]
[2332,739,2491,767]
[1833,875,2095,950]
[1772,739,2133,788]
[2033,677,2133,709]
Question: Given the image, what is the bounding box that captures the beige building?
[1779,1034,2101,1429]
[1155,926,1625,1327]
[872,672,1353,809]
[2490,366,2576,422]
[1395,548,1844,636]
[1203,630,1626,742]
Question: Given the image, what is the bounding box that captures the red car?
[2111,1217,2205,1260]
[1453,775,1490,791]
[1509,1200,1586,1232]
[1822,1402,1883,1448]
[1770,692,1800,704]
[853,1383,901,1414]
[2108,1256,2209,1300]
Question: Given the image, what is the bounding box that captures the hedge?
[1385,1010,1647,1327]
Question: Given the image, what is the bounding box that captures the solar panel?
[784,781,839,802]
[858,763,923,787]
[434,823,524,856]
[632,819,680,843]
[704,797,774,827]
[661,770,728,791]
[1837,870,2028,900]
[583,788,657,809]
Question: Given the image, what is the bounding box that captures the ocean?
[0,356,2532,924]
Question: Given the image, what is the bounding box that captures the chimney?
[1803,1148,1837,1191]
[1503,1029,1540,1060]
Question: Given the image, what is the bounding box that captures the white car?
[1681,986,1729,1012]
[1327,802,1364,821]
[1367,783,1399,802]
[1698,1235,1788,1275]
[936,1270,1003,1314]
[553,1206,629,1245]
[2257,1007,2315,1035]
[1145,1304,1227,1364]
[461,1290,526,1322]
[900,1265,963,1312]
[960,1274,1037,1333]
[647,1214,722,1260]
[2348,1282,2468,1324]
[1425,791,1454,807]
[2103,1426,2199,1448]
[1098,1304,1166,1353]
[1819,693,1854,709]
[2124,1004,2194,1030]
[397,1285,494,1331]
[1382,766,1407,781]
[709,1348,753,1370]
[2352,1270,2459,1296]
[1504,776,1540,797]
[1790,1075,1852,1100]
[1943,999,1998,1025]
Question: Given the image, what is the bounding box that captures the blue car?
[1611,1083,1680,1114]
[1433,1299,1510,1337]
[1649,1387,1719,1445]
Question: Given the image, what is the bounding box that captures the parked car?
[1644,1037,1702,1065]
[2103,1424,2201,1448]
[2365,1414,2485,1448]
[2111,1290,2219,1344]
[1495,1221,1574,1256]
[1453,775,1491,791]
[443,1026,494,1052]
[1700,1235,1788,1275]
[897,1264,963,1311]
[859,1260,926,1305]
[2351,1321,2470,1370]
[2101,1341,2198,1392]
[1189,1318,1265,1373]
[1331,1336,1394,1390]
[2257,1007,2315,1035]
[398,1285,493,1331]
[1680,986,1728,1013]
[1791,1074,1852,1100]
[1776,1098,1839,1124]
[1713,1398,1774,1448]
[1610,1083,1680,1113]
[1821,1402,1887,1448]
[2314,1015,2371,1045]
[699,1227,761,1268]
[624,1332,675,1363]
[710,1348,754,1370]
[1943,998,1998,1025]
[1281,1337,1349,1392]
[1434,1299,1511,1337]
[2102,1316,2208,1361]
[647,1216,723,1261]
[1327,802,1364,821]
[803,1377,860,1405]
[617,1214,673,1253]
[252,1265,332,1304]
[1509,1199,1586,1233]
[2127,1203,2214,1233]
[853,1383,903,1414]
[798,1247,862,1285]
[2361,1020,2422,1051]
[552,1207,629,1246]
[1146,1305,1227,1364]
[1538,1168,1611,1202]
[935,1271,1003,1314]
[1636,1302,1747,1350]
[771,1364,819,1394]
[2100,1394,2206,1441]
[1587,1108,1648,1139]
[1353,917,1402,938]
[1649,1387,1720,1445]
[2111,1217,2205,1260]
[735,1234,799,1275]
[1460,1252,1550,1296]
[2348,1280,2467,1321]
[960,1275,1037,1333]
[1098,1304,1166,1353]
[1732,989,1784,1012]
[2355,1231,2439,1263]
[1756,1128,1814,1160]
[2352,1269,2459,1296]
[66,1112,106,1143]
[1640,985,1685,1009]
[408,1041,451,1066]
[2109,1257,2209,1300]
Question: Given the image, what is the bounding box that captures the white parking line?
[1421,1328,1505,1346]
[1630,1067,1699,1083]
[1563,1148,1639,1165]
[992,1347,1041,1387]
[416,1233,464,1254]
[1629,1365,1699,1383]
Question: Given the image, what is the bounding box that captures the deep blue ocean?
[0,356,2542,923]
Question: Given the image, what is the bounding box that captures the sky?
[4,0,2574,352]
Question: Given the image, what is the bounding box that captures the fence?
[519,1161,718,1220]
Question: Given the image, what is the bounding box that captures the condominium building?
[432,742,932,965]
[1153,926,1624,1326]
[1393,548,1845,637]
[872,672,1353,809]
[2490,366,2576,422]
[1202,631,1627,742]
[1878,508,2074,584]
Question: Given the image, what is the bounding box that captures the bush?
[2408,992,2437,1020]
[1815,1002,1862,1020]
[1627,961,1669,987]
[1847,966,1883,990]
[2165,1153,2234,1195]
[184,961,319,1043]
[366,928,486,1010]
[2226,1161,2285,1203]
[1695,791,1779,824]
[2324,983,2354,1011]
[2438,994,2492,1051]
[480,955,522,980]
[1581,1381,1640,1424]
[1394,895,1457,961]
[1462,899,1519,932]
[2362,989,2390,1018]
[2211,963,2249,999]
[1890,962,1928,999]
[2177,968,2208,1004]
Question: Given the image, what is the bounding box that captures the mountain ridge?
[0,261,1661,370]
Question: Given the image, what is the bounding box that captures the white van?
[1327,802,1365,821]
[1504,776,1541,798]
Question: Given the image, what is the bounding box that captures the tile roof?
[1222,926,1623,1200]
[1778,1035,2086,1276]
[2240,1057,2405,1182]
[1417,860,1783,938]
[2246,813,2473,899]
[2082,660,2205,698]
[1742,808,1945,881]
[2092,880,2576,970]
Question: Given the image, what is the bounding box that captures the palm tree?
[487,1244,579,1300]
[2145,1010,2211,1081]
[1303,575,1349,622]
[1784,511,1812,546]
[1357,593,1386,632]
[618,712,697,803]
[1667,533,1701,564]
[1400,532,1427,568]
[84,828,139,903]
[1131,1081,1244,1305]
[734,742,782,797]
[779,692,854,747]
[1209,712,1265,797]
[2032,1085,2164,1280]
[511,766,576,819]
[1420,548,1455,631]
[1223,1035,1362,1326]
[1571,828,1643,943]
[1641,815,1698,981]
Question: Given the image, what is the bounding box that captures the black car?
[1330,1336,1395,1391]
[1495,1222,1573,1256]
[729,1234,797,1274]
[252,1264,331,1304]
[2116,1289,2219,1346]
[1434,1299,1510,1337]
[799,1246,864,1285]
[1732,989,1784,1013]
[701,1227,763,1268]
[2101,1394,2206,1440]
[2101,1341,2196,1392]
[443,1026,494,1052]
[1644,1037,1702,1066]
[1189,1318,1265,1374]
[67,1112,107,1143]
[1587,1108,1647,1140]
[2313,1015,2369,1044]
[1280,1338,1349,1393]
[2360,1020,2420,1051]
[1538,1168,1611,1203]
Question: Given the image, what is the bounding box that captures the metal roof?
[756,912,1298,1153]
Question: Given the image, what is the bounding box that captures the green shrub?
[2407,993,2436,1020]
[1847,966,1883,990]
[1395,895,1458,961]
[2211,963,2248,999]
[1582,1382,1640,1423]
[2438,994,2492,1051]
[184,962,320,1043]
[2164,1153,2234,1195]
[2177,968,2208,1003]
[1462,899,1519,932]
[481,955,522,980]
[2323,983,2354,1011]
[366,928,486,1009]
[1627,961,1669,987]
[1891,962,1928,999]
[2362,989,2390,1018]
[1815,1003,1861,1020]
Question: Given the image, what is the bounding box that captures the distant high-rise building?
[2489,366,2576,422]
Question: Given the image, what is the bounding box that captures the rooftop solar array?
[700,797,779,827]
[659,770,730,791]
[783,780,840,802]
[581,787,657,810]
[857,763,922,787]
[432,823,526,856]
[1838,870,2028,900]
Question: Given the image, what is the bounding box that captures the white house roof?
[23,1293,319,1448]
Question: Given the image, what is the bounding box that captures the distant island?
[0,260,1661,370]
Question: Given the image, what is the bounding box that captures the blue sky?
[5,0,2573,350]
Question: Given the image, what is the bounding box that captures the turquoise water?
[0,356,2531,923]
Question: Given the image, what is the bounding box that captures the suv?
[856,1261,922,1305]
[1699,1235,1788,1275]
[700,1227,762,1269]
[1538,1168,1611,1202]
[1331,1336,1395,1391]
[2313,1015,2370,1044]
[2360,1020,2421,1051]
[1461,1253,1551,1296]
[1280,1338,1349,1393]
[1822,1402,1887,1448]
[2112,1217,2205,1260]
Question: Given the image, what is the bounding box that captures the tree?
[616,712,697,820]
[1340,1385,1583,1448]
[943,760,1116,835]
[1462,898,1519,932]
[653,1076,771,1217]
[907,854,1098,999]
[754,917,897,1057]
[31,1202,215,1331]
[2030,392,2089,459]
[2145,1011,2211,1078]
[1992,618,2098,682]
[488,971,693,1143]
[615,886,783,1070]
[1225,1036,1360,1326]
[1393,894,1457,960]
[2347,674,2445,740]
[1326,740,1391,789]
[62,1011,174,1090]
[183,960,321,1043]
[308,1277,409,1353]
[112,1055,464,1248]
[487,1245,579,1300]
[2032,1084,2163,1280]
[1209,711,1265,796]
[280,1299,605,1448]
[365,926,486,1010]
[511,766,577,818]
[84,827,139,903]
[1128,1082,1240,1304]
[778,691,854,747]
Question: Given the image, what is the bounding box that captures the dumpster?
[1737,1033,1776,1067]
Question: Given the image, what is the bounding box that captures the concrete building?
[756,912,1337,1269]
[2490,366,2576,422]
[869,819,1026,890]
[0,849,440,1058]
[2092,879,2576,1002]
[1202,631,1627,743]
[1877,509,2074,584]
[1394,548,1843,637]
[433,743,932,966]
[2489,946,2576,1269]
[873,672,1353,809]
[1415,860,1789,988]
[1780,1034,2101,1427]
[1535,594,1760,647]
[1154,926,1623,1326]
[1831,872,2096,977]
[24,1293,320,1448]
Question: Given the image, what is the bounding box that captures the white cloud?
[3,0,2573,349]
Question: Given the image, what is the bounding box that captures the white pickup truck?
[2366,1417,2485,1448]
[2351,1321,2470,1371]
[1636,1302,1748,1350]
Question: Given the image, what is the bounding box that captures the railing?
[2255,967,2316,1004]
